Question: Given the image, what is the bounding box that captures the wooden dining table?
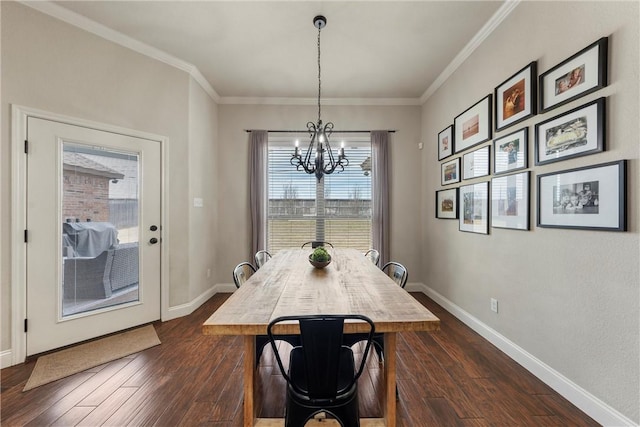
[202,248,440,427]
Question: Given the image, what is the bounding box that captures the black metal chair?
[232,262,256,288]
[254,250,272,269]
[268,314,375,427]
[301,241,334,249]
[364,249,380,267]
[381,261,408,288]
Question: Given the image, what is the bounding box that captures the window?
[267,136,372,253]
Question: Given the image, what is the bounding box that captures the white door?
[26,117,161,356]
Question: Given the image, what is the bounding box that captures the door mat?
[23,324,160,391]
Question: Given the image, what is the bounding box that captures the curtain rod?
[244,130,396,133]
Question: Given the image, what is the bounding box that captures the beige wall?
[0,2,216,351]
[188,77,219,300]
[421,1,639,422]
[216,104,422,284]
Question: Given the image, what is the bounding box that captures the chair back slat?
[299,317,344,398]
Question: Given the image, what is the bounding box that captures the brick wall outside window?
[63,171,110,222]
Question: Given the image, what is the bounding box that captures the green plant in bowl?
[310,247,329,262]
[309,247,331,268]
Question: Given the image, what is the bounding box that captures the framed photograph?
[459,181,489,234]
[539,37,608,113]
[494,128,527,174]
[537,160,626,231]
[441,157,460,186]
[463,145,490,180]
[436,188,458,219]
[454,95,492,153]
[438,125,454,160]
[491,172,529,231]
[495,61,537,132]
[535,97,605,166]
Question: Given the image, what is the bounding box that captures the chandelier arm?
[302,122,318,173]
[324,139,336,167]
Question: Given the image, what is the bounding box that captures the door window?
[62,143,141,317]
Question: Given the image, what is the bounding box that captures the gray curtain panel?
[371,131,390,266]
[249,130,268,258]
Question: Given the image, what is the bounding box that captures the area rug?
[23,324,161,391]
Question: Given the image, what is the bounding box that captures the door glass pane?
[61,143,140,317]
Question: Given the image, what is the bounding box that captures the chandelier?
[291,15,348,181]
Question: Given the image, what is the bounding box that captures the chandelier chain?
[317,24,322,124]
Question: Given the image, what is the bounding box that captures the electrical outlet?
[207,268,211,278]
[490,298,498,313]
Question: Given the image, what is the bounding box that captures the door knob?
[149,237,159,244]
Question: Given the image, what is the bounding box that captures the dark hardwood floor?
[1,293,599,426]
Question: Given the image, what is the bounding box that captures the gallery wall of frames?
[435,36,626,234]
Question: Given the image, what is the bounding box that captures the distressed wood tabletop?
[202,248,440,335]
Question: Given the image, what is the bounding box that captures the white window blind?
[267,136,372,253]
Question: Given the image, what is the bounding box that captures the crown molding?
[218,96,422,106]
[18,0,221,103]
[419,0,521,104]
[20,0,519,107]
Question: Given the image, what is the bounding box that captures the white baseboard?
[1,349,13,369]
[412,283,637,427]
[164,283,235,321]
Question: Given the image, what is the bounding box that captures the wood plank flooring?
[1,293,600,426]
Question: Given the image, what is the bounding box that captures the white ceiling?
[43,1,510,103]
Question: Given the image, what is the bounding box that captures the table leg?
[244,336,256,427]
[383,332,397,427]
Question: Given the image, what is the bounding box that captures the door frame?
[10,105,170,366]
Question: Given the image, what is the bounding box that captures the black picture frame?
[494,127,528,175]
[535,97,605,166]
[537,160,626,231]
[494,61,537,132]
[539,37,608,113]
[454,95,492,153]
[438,125,454,160]
[491,171,529,231]
[441,157,461,186]
[436,188,459,219]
